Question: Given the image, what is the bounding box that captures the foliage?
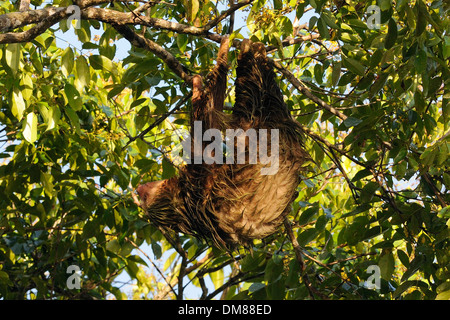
[0,0,449,300]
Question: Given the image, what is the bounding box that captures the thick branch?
[0,1,113,33]
[83,7,207,35]
[0,8,67,43]
[1,0,253,37]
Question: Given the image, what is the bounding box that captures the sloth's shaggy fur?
[137,38,309,248]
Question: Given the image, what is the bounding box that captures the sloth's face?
[136,180,166,210]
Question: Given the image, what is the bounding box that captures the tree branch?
[204,271,263,300]
[266,33,321,52]
[283,219,330,300]
[203,0,254,31]
[0,0,253,37]
[0,1,114,33]
[270,59,348,121]
[0,7,67,42]
[177,254,188,300]
[111,23,193,84]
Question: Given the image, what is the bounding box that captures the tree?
[0,0,448,300]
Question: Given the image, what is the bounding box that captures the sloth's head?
[137,179,183,231]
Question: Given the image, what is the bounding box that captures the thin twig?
[283,219,329,300]
[203,0,254,31]
[270,59,348,121]
[111,24,193,84]
[124,236,177,297]
[123,92,192,149]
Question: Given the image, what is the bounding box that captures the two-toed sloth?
[137,37,308,249]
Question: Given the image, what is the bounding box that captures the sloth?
[137,37,309,249]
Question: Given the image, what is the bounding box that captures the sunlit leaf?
[11,87,26,120]
[61,47,74,77]
[23,112,38,144]
[5,43,21,75]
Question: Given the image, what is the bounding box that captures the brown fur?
[137,37,309,248]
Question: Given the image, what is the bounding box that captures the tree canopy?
[0,0,449,300]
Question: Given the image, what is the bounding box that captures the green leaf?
[315,215,327,231]
[296,2,306,20]
[20,74,33,101]
[363,226,382,241]
[61,47,74,77]
[177,33,188,53]
[249,282,265,293]
[317,17,330,39]
[436,290,450,300]
[394,148,407,164]
[162,158,175,179]
[343,57,365,76]
[23,112,38,144]
[321,10,339,29]
[414,49,427,74]
[331,61,341,87]
[423,114,437,135]
[384,18,398,49]
[443,172,450,189]
[190,0,199,22]
[5,43,21,76]
[0,271,12,286]
[345,216,369,245]
[352,169,372,182]
[415,0,427,37]
[443,36,450,60]
[64,106,81,134]
[314,64,323,84]
[12,87,26,120]
[360,181,380,203]
[83,220,99,240]
[264,256,283,282]
[436,282,450,300]
[347,19,368,29]
[397,250,410,267]
[285,259,300,287]
[75,56,90,92]
[298,206,318,225]
[37,103,53,131]
[393,280,428,298]
[64,83,83,111]
[379,0,391,11]
[273,0,282,10]
[343,116,363,128]
[107,84,126,100]
[401,255,424,281]
[342,203,372,218]
[46,105,61,131]
[75,21,91,43]
[297,228,317,246]
[240,251,266,272]
[369,72,389,97]
[370,49,384,68]
[40,171,54,197]
[279,16,293,37]
[379,252,395,280]
[106,239,120,254]
[151,242,162,259]
[89,55,115,74]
